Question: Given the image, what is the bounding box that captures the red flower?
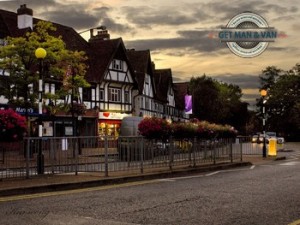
[0,109,27,142]
[138,117,171,139]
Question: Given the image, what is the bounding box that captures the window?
[108,88,121,102]
[124,91,129,103]
[83,88,91,101]
[100,89,104,101]
[112,59,123,71]
[145,98,149,110]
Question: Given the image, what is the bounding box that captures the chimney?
[89,27,110,43]
[17,4,33,30]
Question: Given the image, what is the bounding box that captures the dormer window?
[112,59,123,71]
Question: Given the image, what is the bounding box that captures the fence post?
[127,138,131,168]
[75,137,78,176]
[188,138,192,163]
[169,136,173,171]
[213,140,216,165]
[26,138,30,179]
[50,138,55,174]
[230,139,233,163]
[193,137,196,167]
[104,136,109,177]
[140,137,144,174]
[240,138,243,162]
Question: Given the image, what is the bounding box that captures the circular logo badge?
[220,12,277,58]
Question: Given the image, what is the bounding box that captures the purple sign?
[185,95,192,114]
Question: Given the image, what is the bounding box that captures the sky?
[1,0,300,108]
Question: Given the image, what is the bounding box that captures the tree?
[0,21,90,116]
[259,66,282,90]
[257,64,300,140]
[188,75,249,133]
[189,75,221,123]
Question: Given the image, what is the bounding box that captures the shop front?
[98,112,132,139]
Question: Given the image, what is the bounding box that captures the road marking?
[205,171,220,176]
[250,165,255,170]
[159,178,176,182]
[159,174,205,182]
[279,161,300,166]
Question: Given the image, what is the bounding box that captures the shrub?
[0,109,27,141]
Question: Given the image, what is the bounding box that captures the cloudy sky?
[1,0,299,107]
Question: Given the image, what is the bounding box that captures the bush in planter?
[172,122,198,139]
[138,117,171,140]
[0,109,27,142]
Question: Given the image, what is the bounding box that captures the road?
[0,143,299,225]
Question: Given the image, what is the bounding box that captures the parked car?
[251,134,264,143]
[265,132,285,144]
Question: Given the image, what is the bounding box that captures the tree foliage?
[257,64,300,140]
[188,75,249,134]
[0,21,90,114]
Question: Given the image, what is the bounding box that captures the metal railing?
[0,136,246,179]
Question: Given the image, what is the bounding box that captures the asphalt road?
[0,144,299,225]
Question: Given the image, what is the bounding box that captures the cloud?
[124,29,226,56]
[213,74,260,89]
[46,7,100,30]
[121,5,200,28]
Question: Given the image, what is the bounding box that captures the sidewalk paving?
[0,154,284,197]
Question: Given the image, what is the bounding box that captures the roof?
[0,7,137,87]
[173,82,189,110]
[153,68,173,103]
[0,9,29,38]
[87,38,131,83]
[0,8,89,52]
[126,49,154,94]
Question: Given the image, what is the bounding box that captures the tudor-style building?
[126,49,157,117]
[84,30,137,137]
[0,5,189,139]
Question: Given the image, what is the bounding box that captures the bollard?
[268,138,277,156]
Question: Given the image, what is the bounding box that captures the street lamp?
[260,89,267,158]
[35,47,47,174]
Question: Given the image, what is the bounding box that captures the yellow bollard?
[268,138,277,156]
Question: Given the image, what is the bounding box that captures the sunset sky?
[1,0,299,108]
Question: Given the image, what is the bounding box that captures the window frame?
[108,87,121,102]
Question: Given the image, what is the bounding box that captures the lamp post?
[35,47,47,174]
[260,89,267,158]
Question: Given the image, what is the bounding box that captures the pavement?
[0,154,287,197]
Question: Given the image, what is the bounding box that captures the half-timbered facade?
[154,69,188,121]
[126,49,157,117]
[85,32,137,136]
